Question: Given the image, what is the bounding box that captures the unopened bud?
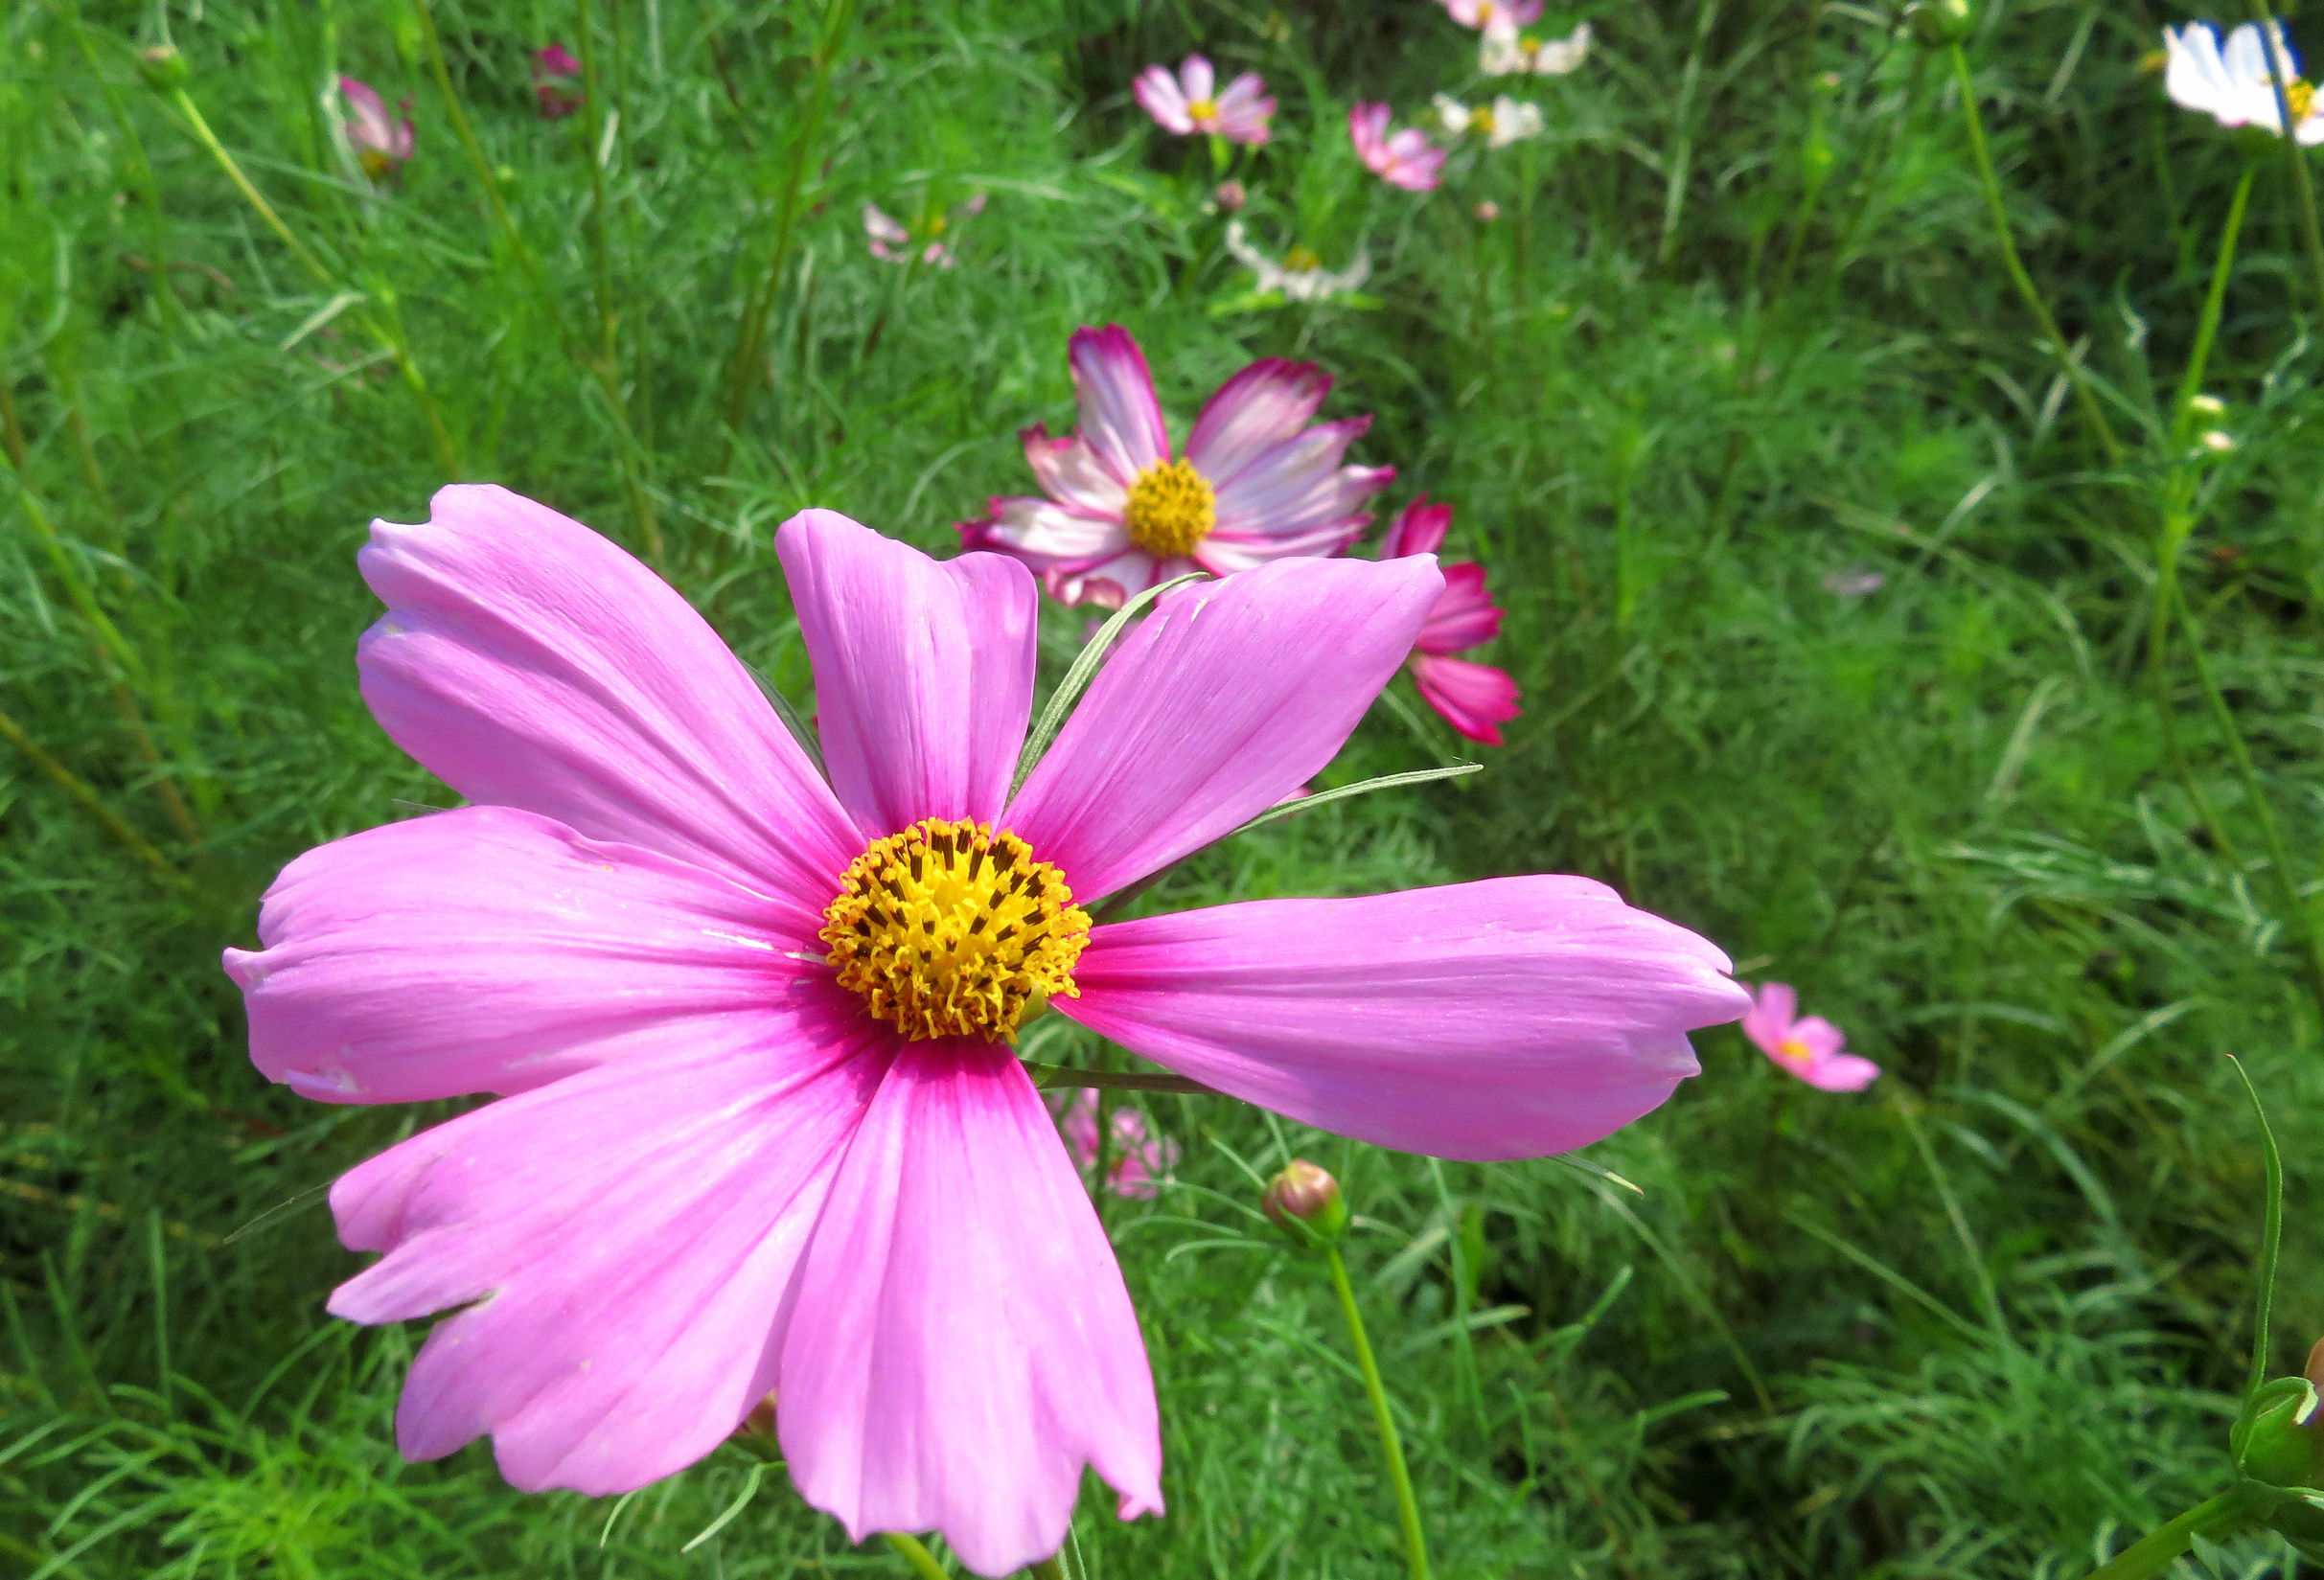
[2242,1383,2324,1490]
[729,1389,782,1459]
[2190,393,2227,417]
[1262,1158,1346,1244]
[1473,200,1501,222]
[139,44,190,92]
[1907,0,1973,46]
[2200,429,2236,454]
[1213,179,1247,213]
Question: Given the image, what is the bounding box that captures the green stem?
[2245,0,2324,310]
[2076,1493,2247,1580]
[2172,162,2257,439]
[2225,1055,2286,1395]
[1324,1243,1432,1580]
[1657,0,1719,265]
[1945,42,2123,467]
[881,1532,950,1579]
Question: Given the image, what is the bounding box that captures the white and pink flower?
[1350,103,1446,192]
[1481,18,1592,76]
[1381,497,1522,745]
[863,194,985,268]
[960,325,1394,607]
[339,77,414,179]
[1440,0,1543,31]
[1054,1090,1180,1199]
[1134,54,1275,145]
[1741,982,1879,1092]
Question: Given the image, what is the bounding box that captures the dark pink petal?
[1070,326,1170,483]
[1184,358,1333,484]
[1740,981,1797,1055]
[1417,562,1506,653]
[1022,423,1129,515]
[777,1043,1162,1577]
[1008,556,1440,902]
[1411,654,1521,745]
[778,510,1036,836]
[330,1009,892,1495]
[1382,496,1454,560]
[225,806,820,1105]
[357,485,859,911]
[1066,878,1749,1160]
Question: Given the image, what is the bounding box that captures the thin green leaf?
[679,1461,766,1553]
[745,661,829,784]
[1228,762,1482,838]
[2227,1054,2285,1398]
[1011,572,1206,797]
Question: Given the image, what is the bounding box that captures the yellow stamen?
[1469,105,1497,135]
[1187,97,1219,122]
[2290,79,2317,124]
[1776,1037,1814,1065]
[930,214,948,236]
[821,817,1090,1044]
[1121,456,1217,557]
[1282,245,1323,272]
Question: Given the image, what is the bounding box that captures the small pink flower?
[961,325,1397,607]
[1133,55,1275,145]
[339,77,414,179]
[1741,982,1880,1092]
[533,44,584,119]
[1823,566,1885,597]
[1380,497,1521,745]
[223,487,1747,1575]
[1053,1091,1180,1199]
[1349,103,1446,192]
[1441,0,1544,29]
[863,195,984,268]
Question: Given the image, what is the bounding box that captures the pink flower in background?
[1380,496,1522,745]
[863,194,986,268]
[225,487,1746,1574]
[339,77,414,179]
[1741,982,1879,1091]
[1440,0,1544,30]
[1349,103,1446,192]
[1823,566,1885,598]
[961,325,1395,607]
[533,44,583,119]
[1054,1091,1180,1198]
[1481,17,1592,75]
[1134,55,1275,145]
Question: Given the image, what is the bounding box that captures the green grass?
[10,0,2324,1573]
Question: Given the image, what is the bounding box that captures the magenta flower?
[1380,496,1522,745]
[1053,1090,1180,1199]
[960,325,1395,607]
[1133,55,1275,145]
[1741,982,1879,1092]
[533,44,584,119]
[1349,103,1447,192]
[339,77,414,179]
[224,486,1747,1573]
[1440,0,1544,28]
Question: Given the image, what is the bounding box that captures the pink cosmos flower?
[340,77,414,179]
[224,485,1748,1575]
[1440,0,1544,29]
[1380,496,1522,745]
[1134,55,1275,145]
[1349,103,1446,193]
[1741,982,1880,1092]
[1053,1090,1180,1199]
[863,194,985,268]
[960,325,1396,607]
[533,44,584,119]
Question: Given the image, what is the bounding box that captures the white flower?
[2163,21,2324,143]
[1432,92,1545,148]
[1481,19,1591,77]
[1224,221,1369,302]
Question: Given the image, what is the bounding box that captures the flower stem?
[2244,0,2324,310]
[2075,1493,2247,1580]
[881,1532,950,1579]
[1945,42,2123,467]
[1324,1243,1432,1580]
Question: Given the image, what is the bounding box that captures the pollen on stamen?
[820,817,1091,1043]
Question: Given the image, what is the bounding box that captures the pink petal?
[1022,424,1130,515]
[1801,1053,1882,1092]
[1179,55,1216,105]
[330,1012,891,1495]
[777,1044,1162,1577]
[863,202,910,245]
[1740,981,1797,1054]
[957,498,1171,607]
[1070,326,1171,484]
[225,806,818,1105]
[1210,74,1275,144]
[1791,1015,1848,1063]
[1210,417,1392,537]
[1065,878,1749,1159]
[1007,555,1441,902]
[1133,66,1193,133]
[1184,357,1333,484]
[777,510,1036,836]
[1417,562,1505,653]
[1411,653,1521,745]
[1349,102,1389,166]
[357,485,859,912]
[1382,496,1453,560]
[340,76,392,150]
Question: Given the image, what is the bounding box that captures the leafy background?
[7,0,2324,1573]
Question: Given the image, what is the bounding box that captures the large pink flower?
[1349,103,1447,192]
[1740,982,1879,1092]
[1381,496,1522,745]
[224,487,1746,1574]
[1133,55,1275,145]
[339,77,414,179]
[961,325,1396,607]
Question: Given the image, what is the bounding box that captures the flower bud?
[2199,430,2236,454]
[1213,180,1247,213]
[1473,200,1501,222]
[2190,393,2227,417]
[1907,0,1973,46]
[139,44,190,92]
[1262,1158,1346,1244]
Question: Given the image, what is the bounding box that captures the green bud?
[1262,1158,1346,1246]
[1907,0,1972,47]
[138,44,190,92]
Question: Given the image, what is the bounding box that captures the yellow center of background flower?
[1122,457,1216,557]
[821,817,1090,1043]
[1283,245,1323,271]
[1187,97,1218,122]
[1777,1037,1813,1065]
[2289,80,2317,122]
[1469,105,1497,135]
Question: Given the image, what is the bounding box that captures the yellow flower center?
[1776,1037,1814,1065]
[1469,105,1497,134]
[821,817,1090,1043]
[1283,245,1323,271]
[1187,97,1219,122]
[1477,0,1499,19]
[2289,79,2317,123]
[1121,457,1216,557]
[1517,33,1543,58]
[930,214,948,236]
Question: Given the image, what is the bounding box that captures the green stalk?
[2075,1493,2247,1580]
[2171,162,2257,438]
[1945,42,2123,467]
[1657,0,1720,265]
[1325,1244,1432,1580]
[2244,0,2324,310]
[881,1532,950,1579]
[0,700,184,887]
[2225,1056,2285,1396]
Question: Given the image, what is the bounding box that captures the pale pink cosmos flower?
[1053,1091,1180,1199]
[339,77,414,179]
[533,44,583,119]
[1482,17,1592,76]
[863,195,985,268]
[1134,55,1275,145]
[1349,103,1447,192]
[1441,0,1543,30]
[2163,21,2324,144]
[960,324,1395,607]
[1381,496,1521,745]
[224,486,1748,1575]
[1741,982,1879,1092]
